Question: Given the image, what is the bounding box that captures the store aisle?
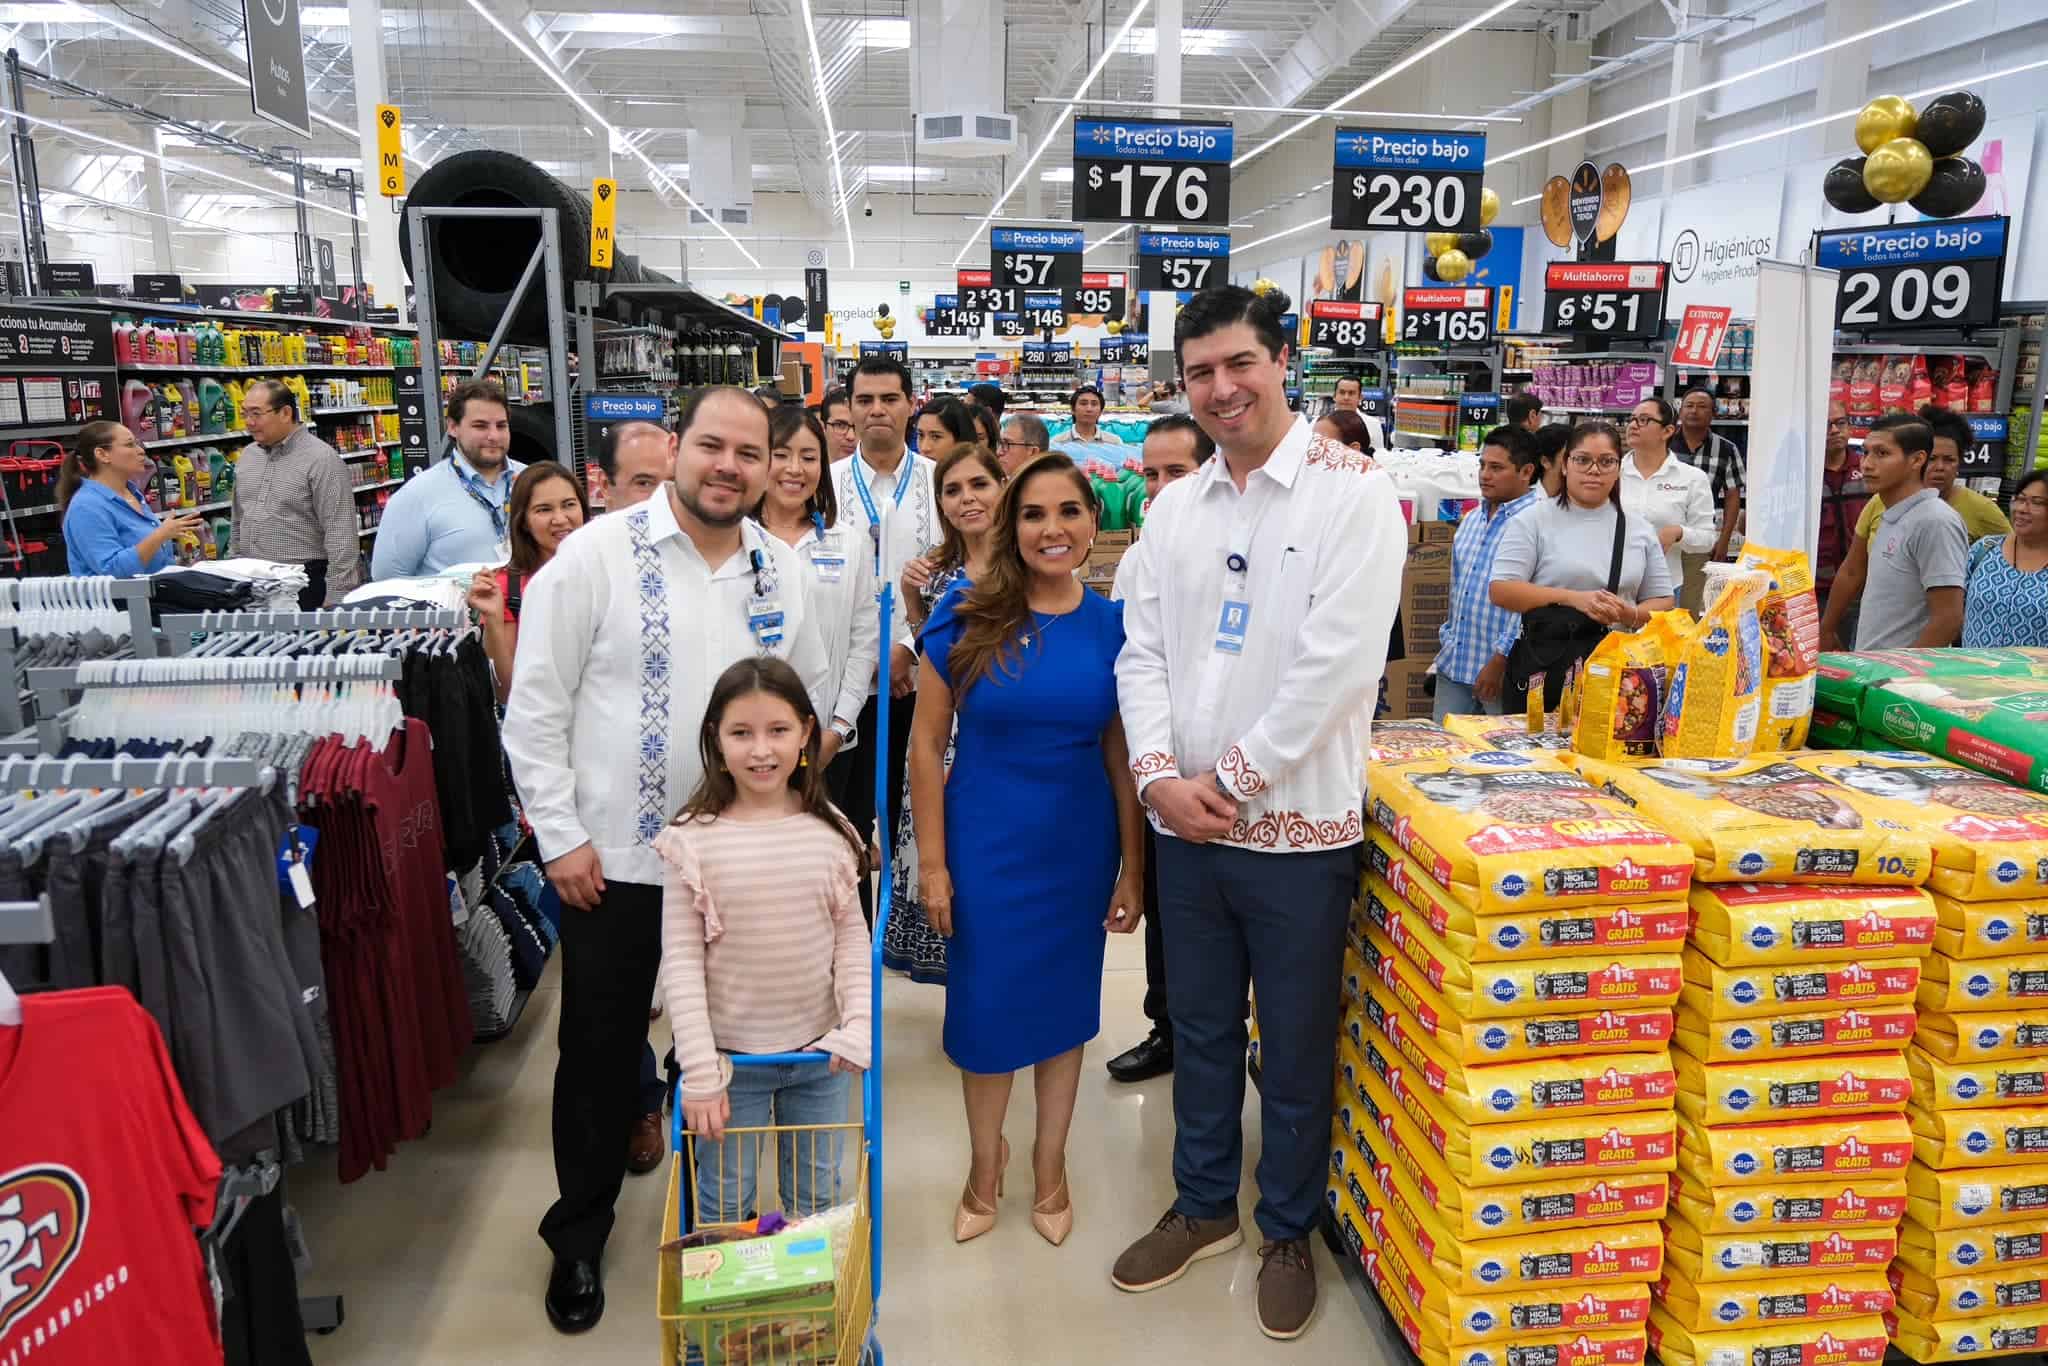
[297,932,1358,1364]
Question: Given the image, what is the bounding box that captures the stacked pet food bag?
[1333,725,1693,1366]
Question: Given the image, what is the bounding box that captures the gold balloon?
[1478,187,1500,227]
[1863,136,1935,204]
[1436,249,1473,283]
[1425,232,1457,257]
[1855,95,1919,154]
[1106,319,1122,335]
[1250,276,1280,297]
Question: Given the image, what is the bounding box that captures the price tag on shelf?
[1671,303,1733,368]
[1067,271,1128,320]
[1401,287,1493,347]
[1022,291,1067,332]
[1330,127,1485,233]
[1071,118,1232,227]
[991,227,1084,291]
[1962,414,2009,480]
[956,269,1019,316]
[1138,232,1230,292]
[1541,261,1669,340]
[1307,300,1384,357]
[1814,214,2007,332]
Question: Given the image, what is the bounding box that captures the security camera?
[862,201,874,218]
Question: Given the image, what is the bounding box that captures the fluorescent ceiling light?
[1233,0,1518,172]
[954,0,1152,266]
[1125,26,1237,55]
[865,165,941,182]
[298,6,349,23]
[550,12,694,34]
[1040,167,1074,183]
[799,0,856,267]
[856,18,909,49]
[1486,0,1979,169]
[1086,225,1133,254]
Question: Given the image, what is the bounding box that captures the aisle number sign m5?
[375,105,404,198]
[590,178,618,270]
[1332,128,1484,233]
[1071,118,1233,227]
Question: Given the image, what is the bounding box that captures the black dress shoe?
[1106,1027,1174,1083]
[546,1256,604,1334]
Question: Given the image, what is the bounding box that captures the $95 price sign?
[1402,287,1493,347]
[1542,262,1669,341]
[1331,128,1484,233]
[1307,300,1384,357]
[1814,214,2008,332]
[1072,118,1232,227]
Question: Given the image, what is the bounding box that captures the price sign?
[1355,387,1390,422]
[1023,291,1067,331]
[1461,391,1502,428]
[1541,261,1669,340]
[1671,303,1732,368]
[1962,414,2008,480]
[1023,341,1073,365]
[1307,300,1384,357]
[992,227,1083,291]
[859,340,909,358]
[1331,128,1484,233]
[1071,117,1232,227]
[1137,232,1229,292]
[956,269,1019,315]
[1401,287,1493,346]
[1814,214,2007,332]
[1068,271,1127,319]
[993,313,1028,338]
[926,315,977,338]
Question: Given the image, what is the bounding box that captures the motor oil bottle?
[197,378,229,435]
[122,379,156,440]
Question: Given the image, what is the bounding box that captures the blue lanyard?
[453,462,508,538]
[851,456,910,527]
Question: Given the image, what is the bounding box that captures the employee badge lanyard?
[1194,540,1258,722]
[805,512,846,585]
[455,463,512,561]
[851,458,910,569]
[746,544,786,654]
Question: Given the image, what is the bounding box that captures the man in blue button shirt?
[1432,425,1541,720]
[370,378,526,580]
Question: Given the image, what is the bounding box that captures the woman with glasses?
[59,420,208,574]
[1961,469,2048,647]
[1621,397,1716,601]
[1489,420,1675,710]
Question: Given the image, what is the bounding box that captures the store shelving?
[1389,345,1503,452]
[144,431,249,452]
[310,404,398,418]
[119,363,398,376]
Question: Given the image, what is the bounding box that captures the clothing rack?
[0,576,161,738]
[0,893,54,944]
[162,607,468,655]
[27,654,406,751]
[0,752,271,792]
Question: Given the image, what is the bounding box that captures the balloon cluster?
[876,302,895,340]
[1420,189,1501,282]
[1823,91,1987,217]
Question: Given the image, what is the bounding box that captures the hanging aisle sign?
[1137,232,1229,292]
[1022,291,1067,331]
[243,0,310,137]
[1402,286,1494,347]
[1962,414,2008,481]
[374,105,405,197]
[859,341,909,358]
[1023,341,1073,365]
[925,295,977,338]
[1331,128,1485,233]
[589,179,618,269]
[1069,271,1127,318]
[1542,262,1669,340]
[992,313,1028,338]
[1307,300,1383,357]
[1071,117,1233,227]
[957,269,1018,315]
[1100,335,1149,365]
[1813,214,2007,332]
[991,228,1084,291]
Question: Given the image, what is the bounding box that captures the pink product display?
[1531,360,1661,411]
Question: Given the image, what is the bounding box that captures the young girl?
[656,657,872,1222]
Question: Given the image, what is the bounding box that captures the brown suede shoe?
[1256,1238,1316,1340]
[625,1112,665,1175]
[1110,1208,1242,1292]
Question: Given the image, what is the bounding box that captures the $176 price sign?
[1402,287,1494,347]
[1071,118,1232,227]
[1541,262,1669,341]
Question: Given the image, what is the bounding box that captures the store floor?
[294,930,1357,1364]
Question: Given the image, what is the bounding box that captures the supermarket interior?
[6,2,2048,1365]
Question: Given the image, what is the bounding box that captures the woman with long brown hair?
[468,460,588,702]
[59,420,207,574]
[909,452,1144,1248]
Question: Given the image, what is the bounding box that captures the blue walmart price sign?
[1962,414,2010,481]
[992,227,1084,291]
[859,340,909,358]
[1814,215,2008,332]
[1072,118,1233,227]
[1137,232,1230,292]
[1331,127,1485,233]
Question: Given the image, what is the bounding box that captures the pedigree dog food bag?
[1645,1309,1889,1366]
[1673,1051,1911,1127]
[1904,1158,2048,1231]
[1907,1046,2048,1112]
[1788,750,2048,902]
[1653,1264,1892,1332]
[1930,890,2048,960]
[1678,947,1921,1021]
[1916,1007,2048,1063]
[1368,752,1693,915]
[1897,1215,2048,1277]
[1668,1169,1907,1235]
[1890,1302,2048,1362]
[1441,712,1574,752]
[1574,612,1688,762]
[1348,962,1674,1075]
[1447,1283,1652,1346]
[1917,948,2048,1014]
[1676,1113,1912,1186]
[1687,883,1937,967]
[1359,918,1682,1024]
[1889,1261,2048,1321]
[1371,718,1481,763]
[1660,572,1768,761]
[1582,756,1931,886]
[1675,1002,1916,1064]
[1660,1217,1897,1285]
[1908,1101,2048,1170]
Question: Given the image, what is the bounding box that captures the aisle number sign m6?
[375,104,404,198]
[590,179,618,270]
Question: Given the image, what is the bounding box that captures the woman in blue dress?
[910,452,1144,1250]
[1962,468,2048,647]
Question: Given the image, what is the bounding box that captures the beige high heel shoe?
[1031,1170,1073,1247]
[954,1138,1008,1243]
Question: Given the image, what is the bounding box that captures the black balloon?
[1823,156,1881,214]
[1917,91,1987,158]
[779,294,806,324]
[1420,252,1442,282]
[1910,156,1987,219]
[876,302,890,319]
[1456,230,1494,260]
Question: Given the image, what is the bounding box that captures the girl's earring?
[800,751,810,769]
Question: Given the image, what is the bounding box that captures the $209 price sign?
[1542,262,1669,341]
[1402,287,1493,347]
[1814,215,2007,332]
[1331,128,1484,233]
[1071,118,1232,227]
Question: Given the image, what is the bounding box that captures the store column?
[349,0,404,315]
[1660,0,1700,195]
[1148,0,1180,386]
[143,129,174,269]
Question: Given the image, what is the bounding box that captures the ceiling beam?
[1230,0,1429,140]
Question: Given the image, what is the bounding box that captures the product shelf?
[352,479,403,494]
[119,363,398,375]
[144,432,251,452]
[310,404,398,418]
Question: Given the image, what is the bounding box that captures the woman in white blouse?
[756,407,880,778]
[1621,397,1717,598]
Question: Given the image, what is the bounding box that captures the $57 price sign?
[1071,118,1233,227]
[1541,262,1668,341]
[991,228,1083,291]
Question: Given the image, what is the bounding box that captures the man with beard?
[372,378,526,577]
[503,386,832,1335]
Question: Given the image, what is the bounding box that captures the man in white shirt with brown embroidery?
[1111,286,1405,1341]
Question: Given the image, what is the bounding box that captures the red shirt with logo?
[0,988,221,1365]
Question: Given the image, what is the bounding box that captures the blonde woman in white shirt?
[1621,396,1717,598]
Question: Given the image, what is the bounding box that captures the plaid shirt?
[1434,488,1541,686]
[1669,429,1747,506]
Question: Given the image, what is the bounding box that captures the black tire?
[506,401,560,465]
[398,150,594,345]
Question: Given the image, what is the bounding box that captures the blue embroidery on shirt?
[628,507,671,848]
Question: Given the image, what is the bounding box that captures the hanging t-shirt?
[0,988,223,1365]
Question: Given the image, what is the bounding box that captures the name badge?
[810,546,846,583]
[494,536,512,564]
[749,597,786,651]
[1214,599,1251,655]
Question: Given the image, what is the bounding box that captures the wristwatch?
[830,718,856,744]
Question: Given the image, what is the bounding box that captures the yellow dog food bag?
[1646,1309,1890,1366]
[1890,1261,2048,1322]
[1669,1168,1907,1235]
[1441,712,1574,752]
[1448,1284,1652,1346]
[1904,1158,2048,1230]
[1360,917,1683,1025]
[1897,1213,2048,1276]
[1678,946,1922,1021]
[1674,1051,1912,1127]
[1890,1302,2048,1361]
[1788,751,2048,902]
[1574,612,1689,762]
[1917,1007,2048,1062]
[1368,752,1693,914]
[1675,1002,1917,1063]
[1908,1100,2048,1169]
[1347,962,1675,1076]
[1688,883,1937,967]
[1918,948,2048,1013]
[1932,890,2048,960]
[1371,718,1480,763]
[1324,1178,1450,1354]
[1659,571,1770,761]
[1661,1216,1898,1285]
[1582,756,1932,886]
[1738,544,1822,751]
[1908,1046,2048,1112]
[1655,1264,1892,1331]
[1676,1112,1913,1185]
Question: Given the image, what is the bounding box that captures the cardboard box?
[1398,540,1453,659]
[1406,519,1457,546]
[1376,661,1434,720]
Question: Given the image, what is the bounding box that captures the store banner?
[132,273,183,304]
[1746,259,1841,564]
[1658,173,1784,315]
[243,0,310,137]
[589,179,617,270]
[1813,215,2007,333]
[37,263,94,294]
[1330,128,1484,233]
[804,266,828,331]
[316,239,337,295]
[394,366,431,467]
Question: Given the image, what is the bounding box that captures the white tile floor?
[294,930,1365,1364]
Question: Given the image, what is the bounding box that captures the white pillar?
[1660,28,1700,195]
[349,0,403,313]
[1150,0,1180,381]
[1805,6,1871,165]
[145,129,174,267]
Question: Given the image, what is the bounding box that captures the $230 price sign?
[1071,118,1232,227]
[1331,128,1484,233]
